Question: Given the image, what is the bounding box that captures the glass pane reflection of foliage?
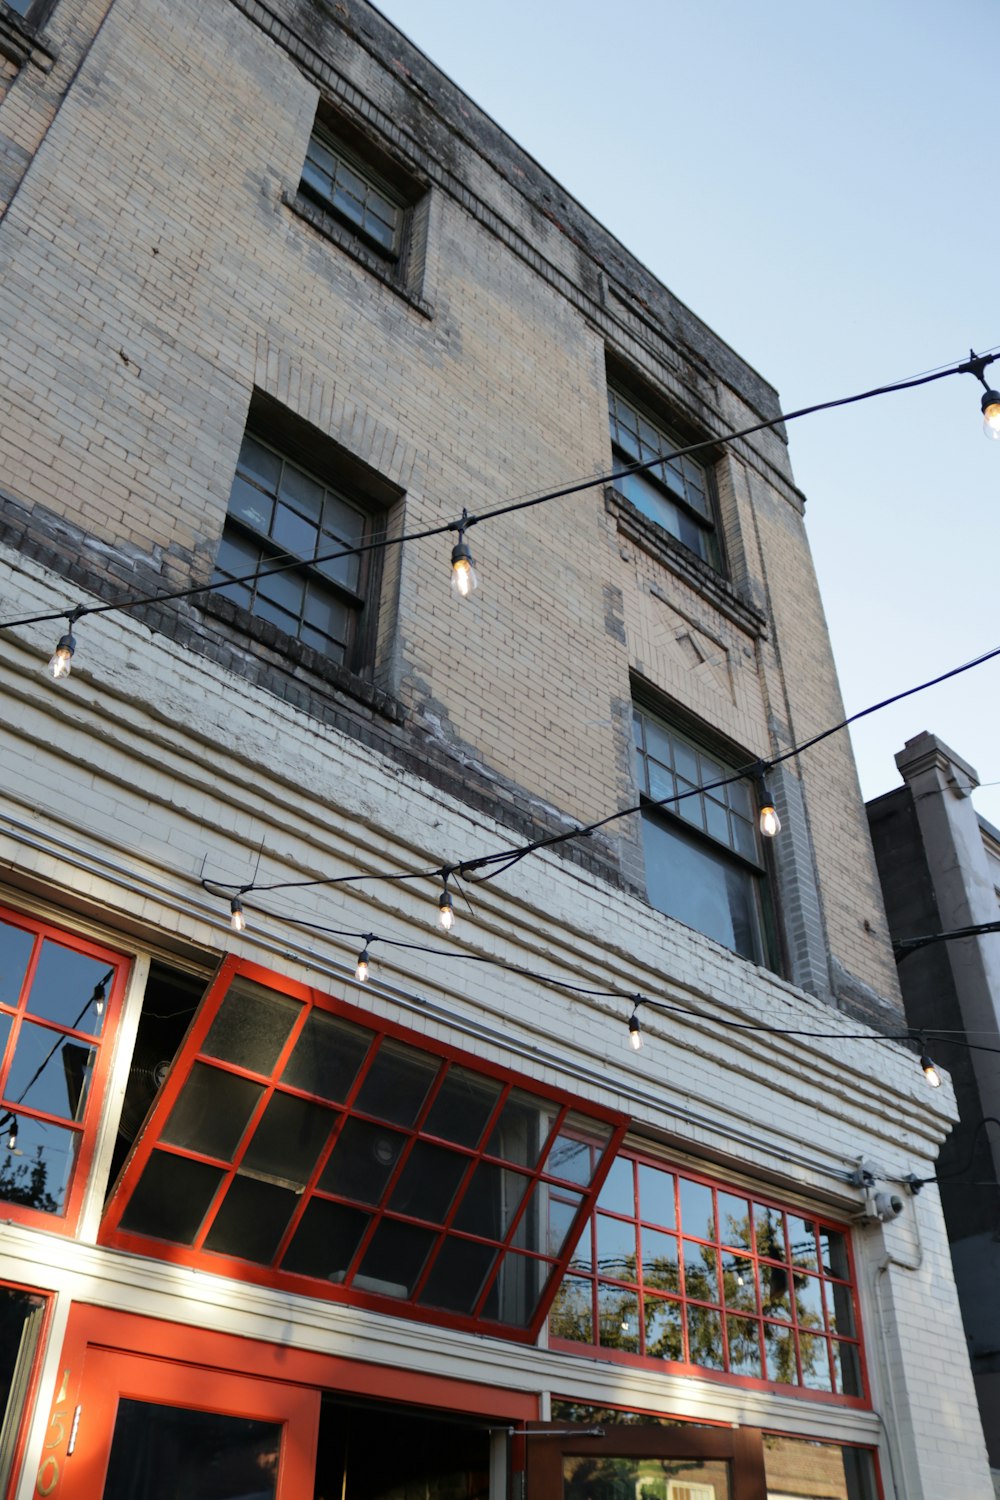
[564,1455,730,1500]
[550,1153,862,1396]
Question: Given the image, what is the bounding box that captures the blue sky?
[373,0,1000,825]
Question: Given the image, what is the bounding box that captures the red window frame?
[0,904,129,1234]
[101,955,627,1341]
[0,1279,52,1500]
[549,1145,870,1407]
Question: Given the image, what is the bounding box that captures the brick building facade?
[0,0,991,1495]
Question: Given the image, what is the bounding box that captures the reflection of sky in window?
[28,942,110,1038]
[5,1022,94,1121]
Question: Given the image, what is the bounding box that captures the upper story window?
[0,905,127,1231]
[101,956,627,1341]
[212,421,385,673]
[549,1147,866,1404]
[300,126,405,260]
[633,704,770,965]
[608,387,719,569]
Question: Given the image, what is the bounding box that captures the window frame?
[632,702,773,966]
[299,122,408,263]
[211,405,393,679]
[100,954,628,1343]
[0,904,129,1235]
[608,384,722,571]
[548,1144,870,1409]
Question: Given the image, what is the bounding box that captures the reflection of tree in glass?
[0,1147,59,1212]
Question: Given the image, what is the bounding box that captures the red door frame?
[34,1304,539,1498]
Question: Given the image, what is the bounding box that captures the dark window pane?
[203,1176,300,1263]
[717,1190,752,1248]
[356,1218,436,1297]
[637,1162,675,1227]
[832,1338,863,1396]
[240,1092,334,1188]
[227,473,273,534]
[549,1275,592,1343]
[827,1278,856,1337]
[388,1141,469,1224]
[418,1237,497,1315]
[0,920,35,1009]
[238,436,282,491]
[103,1399,281,1500]
[271,505,316,562]
[485,1088,553,1168]
[257,564,305,614]
[687,1305,725,1369]
[641,1228,679,1294]
[452,1161,528,1239]
[119,1151,225,1242]
[160,1063,264,1162]
[489,1250,552,1328]
[353,1039,438,1126]
[0,1116,78,1213]
[727,1314,762,1377]
[683,1240,719,1304]
[546,1193,583,1257]
[318,1117,405,1205]
[641,810,763,962]
[5,1020,93,1122]
[678,1177,715,1240]
[0,1285,46,1491]
[282,1198,369,1280]
[597,1284,640,1351]
[281,1011,372,1102]
[596,1155,634,1216]
[597,1212,637,1282]
[787,1213,819,1269]
[279,464,325,524]
[644,1295,684,1361]
[820,1225,852,1280]
[202,982,301,1073]
[422,1066,500,1148]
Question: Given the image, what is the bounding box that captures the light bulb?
[450,539,479,598]
[920,1052,941,1088]
[735,1269,745,1288]
[982,389,1000,441]
[759,803,781,838]
[93,982,106,1016]
[7,1122,17,1151]
[438,889,455,931]
[356,948,370,983]
[230,896,247,932]
[47,631,76,680]
[628,1012,643,1051]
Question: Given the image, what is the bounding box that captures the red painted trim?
[100,954,628,1343]
[58,1303,538,1421]
[0,904,130,1236]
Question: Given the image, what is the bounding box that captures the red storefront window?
[549,1148,868,1403]
[0,905,128,1231]
[102,956,627,1340]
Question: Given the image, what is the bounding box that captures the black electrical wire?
[1,346,996,635]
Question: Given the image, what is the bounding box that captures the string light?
[230,895,247,933]
[44,605,84,681]
[450,509,479,598]
[920,1047,942,1088]
[628,1008,644,1051]
[755,765,781,839]
[355,940,372,983]
[6,1117,16,1151]
[92,980,106,1017]
[962,348,1000,440]
[438,872,455,932]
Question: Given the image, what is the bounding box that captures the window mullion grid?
[468,1099,570,1322]
[187,1002,312,1253]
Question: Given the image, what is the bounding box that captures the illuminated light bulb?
[356,947,370,983]
[758,802,781,839]
[47,631,76,680]
[920,1051,942,1088]
[230,896,247,933]
[438,888,455,931]
[7,1121,17,1151]
[628,1012,643,1051]
[93,982,106,1017]
[982,389,1000,441]
[735,1269,745,1288]
[450,538,479,598]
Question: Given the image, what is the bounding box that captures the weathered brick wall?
[0,0,898,1019]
